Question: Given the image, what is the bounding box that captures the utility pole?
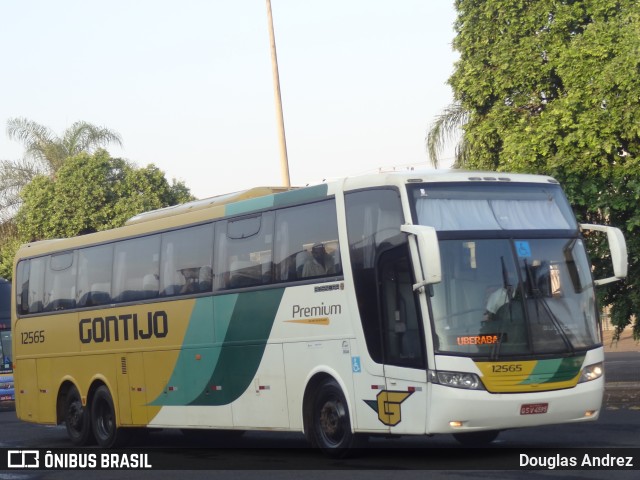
[266,0,291,188]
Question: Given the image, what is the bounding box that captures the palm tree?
[426,101,469,169]
[1,118,123,219]
[6,117,123,172]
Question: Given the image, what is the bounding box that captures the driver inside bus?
[302,243,335,278]
[483,286,510,322]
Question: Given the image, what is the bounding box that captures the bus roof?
[125,186,292,226]
[340,169,559,191]
[14,170,559,260]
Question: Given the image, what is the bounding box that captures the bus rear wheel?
[91,385,130,448]
[64,386,94,446]
[309,379,360,456]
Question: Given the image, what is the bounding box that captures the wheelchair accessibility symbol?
[352,356,361,373]
[515,241,531,258]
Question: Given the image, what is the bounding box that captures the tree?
[6,117,123,171]
[448,0,640,340]
[1,118,123,219]
[426,101,469,169]
[0,150,193,279]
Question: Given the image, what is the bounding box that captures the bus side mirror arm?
[400,224,442,291]
[580,224,628,285]
[411,279,431,293]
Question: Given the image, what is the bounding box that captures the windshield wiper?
[523,259,575,353]
[490,256,512,360]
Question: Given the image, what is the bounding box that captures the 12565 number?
[491,364,523,373]
[21,330,45,344]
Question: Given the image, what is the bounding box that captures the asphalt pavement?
[603,324,640,408]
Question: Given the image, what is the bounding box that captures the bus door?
[116,352,148,425]
[345,188,428,434]
[377,246,428,435]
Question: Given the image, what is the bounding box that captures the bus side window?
[16,260,30,315]
[27,257,47,314]
[44,252,77,312]
[160,224,214,297]
[273,199,341,282]
[77,244,113,308]
[112,235,161,303]
[214,213,274,290]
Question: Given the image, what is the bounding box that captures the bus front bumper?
[426,377,604,433]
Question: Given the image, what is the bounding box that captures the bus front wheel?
[91,385,130,448]
[64,386,94,446]
[309,379,360,456]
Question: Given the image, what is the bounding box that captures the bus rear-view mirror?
[580,224,628,286]
[401,224,442,290]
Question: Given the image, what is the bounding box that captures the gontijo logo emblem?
[364,390,413,426]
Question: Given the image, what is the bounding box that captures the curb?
[605,382,640,390]
[604,382,640,408]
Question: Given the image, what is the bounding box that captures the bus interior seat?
[295,250,310,279]
[199,266,213,292]
[331,244,341,274]
[142,273,159,292]
[28,300,43,313]
[89,291,111,306]
[46,298,76,311]
[447,254,488,327]
[79,283,111,306]
[228,260,260,288]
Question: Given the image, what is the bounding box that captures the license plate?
[520,403,548,415]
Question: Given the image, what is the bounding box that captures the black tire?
[91,385,130,448]
[308,379,360,457]
[452,430,500,446]
[64,385,94,446]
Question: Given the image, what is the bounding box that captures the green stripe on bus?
[519,356,584,385]
[224,184,329,217]
[191,288,285,405]
[151,289,285,406]
[273,184,328,208]
[225,196,275,216]
[543,356,584,383]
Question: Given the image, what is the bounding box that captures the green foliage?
[0,150,194,275]
[2,118,124,219]
[0,225,19,280]
[6,117,123,172]
[450,0,640,340]
[426,101,469,168]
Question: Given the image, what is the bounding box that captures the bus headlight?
[579,362,604,383]
[428,370,485,390]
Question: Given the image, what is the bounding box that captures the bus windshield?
[429,238,599,357]
[410,183,599,358]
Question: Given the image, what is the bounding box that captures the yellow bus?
[12,171,627,455]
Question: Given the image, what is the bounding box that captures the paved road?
[0,341,637,479]
[1,401,639,479]
[605,352,640,383]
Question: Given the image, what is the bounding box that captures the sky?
[0,0,458,200]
